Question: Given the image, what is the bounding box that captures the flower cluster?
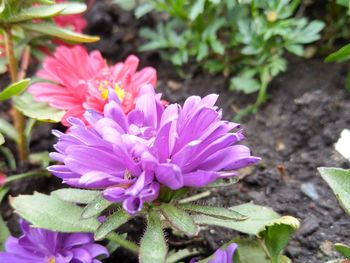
[29,46,157,125]
[48,84,260,214]
[0,220,108,263]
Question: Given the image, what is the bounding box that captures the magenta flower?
[191,243,238,263]
[29,46,157,126]
[48,87,259,214]
[0,220,108,263]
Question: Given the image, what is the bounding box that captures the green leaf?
[318,167,350,215]
[0,132,4,146]
[192,203,280,235]
[54,3,86,15]
[258,216,300,263]
[135,2,154,18]
[0,187,9,250]
[81,194,112,219]
[325,43,350,62]
[11,192,100,233]
[0,79,30,101]
[189,0,205,20]
[335,243,350,259]
[13,92,65,122]
[52,189,100,204]
[0,119,18,142]
[166,248,200,263]
[7,5,65,22]
[95,209,130,240]
[160,203,198,236]
[230,77,260,94]
[140,210,167,263]
[232,238,270,263]
[21,22,100,43]
[180,203,247,221]
[286,44,304,56]
[113,0,136,11]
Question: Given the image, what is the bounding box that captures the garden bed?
[1,1,350,262]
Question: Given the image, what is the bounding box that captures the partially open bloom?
[48,87,259,214]
[29,46,157,125]
[0,220,108,263]
[191,243,238,263]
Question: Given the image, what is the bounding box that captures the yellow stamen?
[48,257,55,263]
[114,83,125,102]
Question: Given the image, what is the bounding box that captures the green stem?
[254,78,268,109]
[3,27,28,163]
[3,171,50,185]
[106,232,139,254]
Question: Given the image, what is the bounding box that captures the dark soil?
[1,1,350,263]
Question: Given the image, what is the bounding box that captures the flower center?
[47,257,55,263]
[99,81,125,102]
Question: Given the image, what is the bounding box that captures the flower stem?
[3,171,50,185]
[4,27,28,163]
[106,232,139,254]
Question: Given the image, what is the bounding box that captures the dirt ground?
[1,1,350,263]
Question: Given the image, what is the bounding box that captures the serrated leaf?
[326,43,350,62]
[160,203,197,236]
[140,210,167,263]
[318,167,350,215]
[95,209,130,240]
[52,189,100,204]
[13,92,65,122]
[335,243,350,259]
[21,22,99,43]
[0,79,30,101]
[258,216,300,263]
[192,203,280,235]
[81,194,112,219]
[7,5,65,22]
[11,192,100,233]
[180,203,247,221]
[0,133,4,145]
[54,2,86,15]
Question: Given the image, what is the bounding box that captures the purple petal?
[155,163,183,190]
[182,170,218,187]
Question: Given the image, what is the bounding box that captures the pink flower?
[0,172,6,186]
[29,46,157,126]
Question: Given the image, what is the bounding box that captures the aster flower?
[29,46,157,125]
[191,243,238,263]
[0,220,108,263]
[48,86,259,214]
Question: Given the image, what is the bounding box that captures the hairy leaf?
[11,192,100,233]
[95,209,130,240]
[140,210,167,263]
[160,204,197,235]
[81,194,112,219]
[52,189,100,204]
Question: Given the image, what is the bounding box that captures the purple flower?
[191,243,238,263]
[49,85,259,214]
[0,220,108,263]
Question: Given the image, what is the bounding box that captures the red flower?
[29,46,157,125]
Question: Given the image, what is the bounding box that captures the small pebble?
[301,182,319,201]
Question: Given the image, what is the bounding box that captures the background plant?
[122,0,324,117]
